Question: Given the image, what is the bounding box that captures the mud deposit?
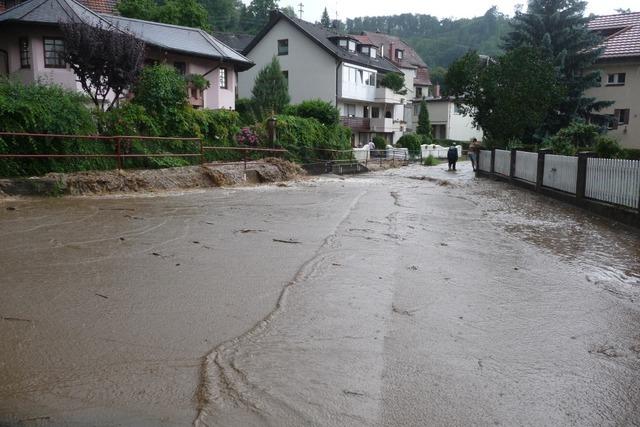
[0,158,303,197]
[1,162,639,426]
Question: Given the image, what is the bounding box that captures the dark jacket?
[447,146,459,161]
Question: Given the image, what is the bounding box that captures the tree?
[321,7,331,27]
[201,0,240,31]
[247,0,279,30]
[503,0,610,133]
[61,22,145,111]
[380,72,407,95]
[445,49,560,145]
[280,5,296,18]
[117,0,210,31]
[251,57,290,117]
[416,99,432,139]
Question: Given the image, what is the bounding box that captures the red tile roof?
[589,12,640,59]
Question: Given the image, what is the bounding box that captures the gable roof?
[243,11,400,73]
[589,12,640,60]
[212,31,254,53]
[0,0,253,70]
[355,31,428,70]
[102,15,253,70]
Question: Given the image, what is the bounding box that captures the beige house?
[423,97,483,141]
[587,12,640,149]
[0,0,253,110]
[239,11,407,146]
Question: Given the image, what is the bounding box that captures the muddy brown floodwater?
[1,162,639,427]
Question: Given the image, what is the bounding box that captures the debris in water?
[193,241,200,244]
[277,183,288,187]
[124,214,144,220]
[6,206,16,211]
[119,237,125,241]
[589,345,619,358]
[392,304,417,316]
[273,238,301,244]
[407,265,419,271]
[440,242,448,246]
[332,263,342,266]
[2,316,31,322]
[343,390,365,397]
[95,293,108,299]
[514,267,519,271]
[235,229,265,234]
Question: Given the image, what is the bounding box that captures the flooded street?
[1,161,639,426]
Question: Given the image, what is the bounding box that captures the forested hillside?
[345,7,511,69]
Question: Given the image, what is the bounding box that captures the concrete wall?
[239,19,337,105]
[586,62,640,149]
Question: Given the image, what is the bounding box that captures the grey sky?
[266,0,638,22]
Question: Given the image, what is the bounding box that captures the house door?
[0,50,8,77]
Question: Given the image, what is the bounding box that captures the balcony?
[370,118,403,133]
[375,87,403,104]
[340,116,371,131]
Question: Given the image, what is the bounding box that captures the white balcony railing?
[374,87,402,104]
[370,118,402,133]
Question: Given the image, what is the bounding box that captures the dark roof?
[212,31,254,53]
[0,0,253,69]
[355,31,428,69]
[243,11,400,73]
[103,15,253,69]
[0,0,110,26]
[589,12,640,60]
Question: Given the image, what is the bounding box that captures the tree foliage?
[247,0,279,29]
[251,57,290,118]
[284,100,339,126]
[61,22,145,111]
[503,0,609,131]
[380,72,407,95]
[321,7,331,27]
[445,48,560,144]
[117,0,210,30]
[416,99,432,139]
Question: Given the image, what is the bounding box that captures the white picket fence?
[586,158,640,209]
[543,154,578,194]
[514,151,538,183]
[494,149,511,176]
[387,147,409,160]
[479,150,492,172]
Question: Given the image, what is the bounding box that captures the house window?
[219,68,227,89]
[363,106,369,118]
[416,87,423,98]
[282,70,288,86]
[395,49,404,60]
[348,40,356,52]
[345,104,356,117]
[338,39,347,49]
[278,39,288,55]
[174,62,186,75]
[413,103,420,115]
[370,47,377,58]
[19,37,30,68]
[361,46,370,55]
[371,107,380,118]
[615,108,630,125]
[44,37,65,68]
[607,73,626,86]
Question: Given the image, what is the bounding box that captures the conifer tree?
[321,7,331,27]
[416,99,432,140]
[251,57,290,118]
[503,0,610,132]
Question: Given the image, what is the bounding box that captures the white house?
[239,11,407,146]
[0,0,254,110]
[421,97,484,142]
[586,11,640,150]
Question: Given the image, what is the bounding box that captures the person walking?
[447,144,459,171]
[468,138,481,171]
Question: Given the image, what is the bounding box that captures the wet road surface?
[1,161,639,426]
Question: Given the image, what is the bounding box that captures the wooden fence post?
[510,148,517,180]
[576,151,596,201]
[490,148,496,174]
[536,149,551,192]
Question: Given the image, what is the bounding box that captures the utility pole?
[297,2,303,19]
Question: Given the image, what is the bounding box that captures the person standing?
[447,144,459,171]
[468,138,481,171]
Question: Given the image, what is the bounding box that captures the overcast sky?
[271,0,638,22]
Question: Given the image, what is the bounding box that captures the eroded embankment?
[0,158,304,197]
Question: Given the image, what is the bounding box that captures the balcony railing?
[340,116,371,130]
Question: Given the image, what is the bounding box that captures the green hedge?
[272,115,351,163]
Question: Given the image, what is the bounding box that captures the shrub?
[395,133,422,157]
[235,98,258,126]
[379,72,407,95]
[0,78,108,177]
[593,135,623,158]
[622,148,640,160]
[372,135,387,150]
[284,99,339,126]
[236,127,260,146]
[273,115,350,163]
[132,65,188,129]
[423,154,438,166]
[542,135,576,156]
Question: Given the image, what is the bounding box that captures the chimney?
[434,84,441,98]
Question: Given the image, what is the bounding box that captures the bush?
[235,98,258,126]
[372,135,387,150]
[396,133,422,157]
[622,148,640,160]
[423,154,438,166]
[0,78,109,177]
[273,115,351,163]
[593,135,623,158]
[284,99,339,126]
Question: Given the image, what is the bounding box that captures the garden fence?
[586,158,640,209]
[514,151,538,183]
[494,149,511,176]
[543,154,578,194]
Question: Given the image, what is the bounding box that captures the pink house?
[0,0,254,110]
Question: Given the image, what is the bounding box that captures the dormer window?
[395,49,404,60]
[361,46,370,55]
[347,40,356,52]
[338,39,348,49]
[370,47,377,58]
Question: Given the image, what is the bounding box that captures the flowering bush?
[235,127,260,146]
